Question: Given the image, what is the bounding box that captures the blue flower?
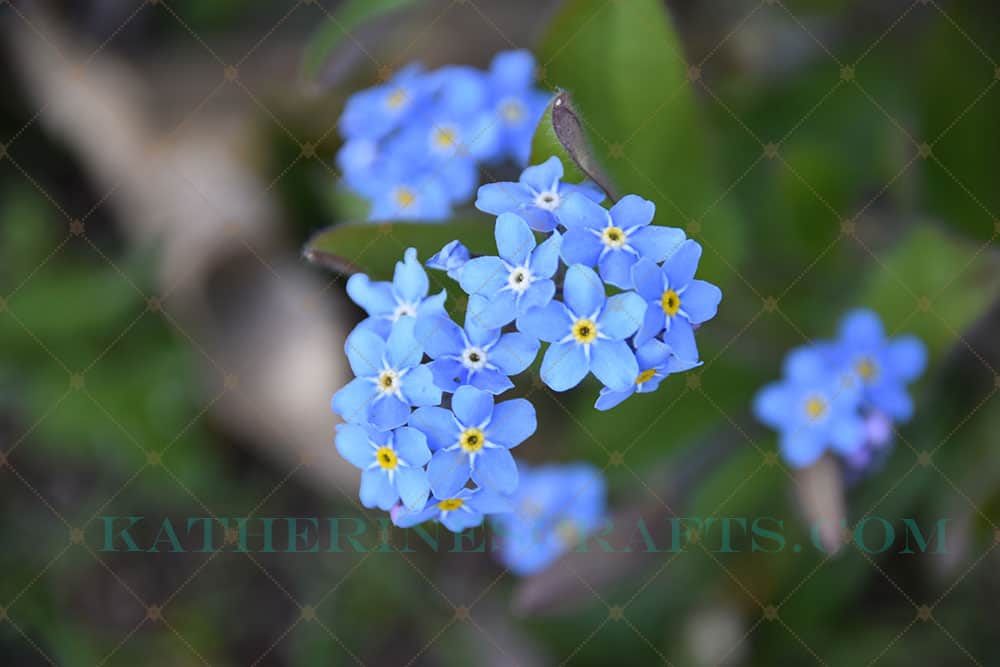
[753,346,865,468]
[555,193,686,289]
[485,50,551,165]
[409,385,536,496]
[517,264,646,391]
[364,159,453,222]
[346,248,446,338]
[594,339,702,411]
[331,317,442,429]
[459,212,562,328]
[832,309,927,421]
[426,239,470,281]
[392,486,513,533]
[339,63,427,141]
[415,309,540,393]
[491,463,606,575]
[631,240,722,361]
[476,157,606,232]
[335,424,431,511]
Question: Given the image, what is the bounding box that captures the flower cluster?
[753,309,927,470]
[331,156,721,547]
[337,51,550,222]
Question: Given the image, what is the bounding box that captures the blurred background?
[1,0,998,664]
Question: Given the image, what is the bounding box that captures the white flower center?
[533,190,561,211]
[462,347,488,370]
[392,302,417,321]
[507,266,533,293]
[601,225,627,249]
[376,369,400,395]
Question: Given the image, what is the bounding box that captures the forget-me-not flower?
[335,424,431,511]
[753,345,865,467]
[426,239,470,281]
[485,50,550,165]
[415,308,540,393]
[346,248,446,338]
[594,339,702,411]
[410,385,536,496]
[631,240,722,360]
[517,264,647,392]
[555,193,686,289]
[339,64,427,141]
[460,212,562,328]
[476,157,605,232]
[331,318,441,429]
[492,463,606,575]
[392,486,513,533]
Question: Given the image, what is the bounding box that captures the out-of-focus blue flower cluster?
[753,309,927,471]
[337,51,550,222]
[331,156,720,552]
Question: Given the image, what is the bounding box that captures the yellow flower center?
[386,88,408,110]
[433,126,457,149]
[377,370,398,392]
[500,99,524,124]
[437,498,464,512]
[394,187,417,210]
[661,289,681,316]
[555,519,581,546]
[804,395,828,421]
[856,357,879,382]
[601,226,626,248]
[375,446,398,470]
[459,427,485,453]
[636,368,657,384]
[572,318,598,344]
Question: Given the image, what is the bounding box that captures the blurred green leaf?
[301,0,420,81]
[303,218,495,279]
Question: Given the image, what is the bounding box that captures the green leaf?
[301,0,421,82]
[537,0,743,275]
[855,222,1000,361]
[303,218,495,280]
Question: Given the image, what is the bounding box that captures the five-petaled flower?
[331,318,441,429]
[460,212,562,328]
[410,385,536,497]
[336,424,432,511]
[631,239,722,361]
[392,486,513,533]
[476,156,605,232]
[555,193,686,289]
[517,264,647,391]
[595,339,701,410]
[485,50,552,166]
[347,247,446,338]
[415,311,539,393]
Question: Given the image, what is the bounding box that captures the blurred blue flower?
[485,50,550,165]
[335,424,431,511]
[517,264,646,391]
[832,309,927,421]
[392,486,513,533]
[594,339,701,411]
[555,193,686,289]
[476,156,606,232]
[426,239,470,281]
[631,240,722,361]
[331,318,441,429]
[365,160,454,222]
[339,64,427,141]
[754,346,865,468]
[409,385,536,496]
[346,248,446,338]
[460,212,562,328]
[415,310,539,393]
[492,463,606,575]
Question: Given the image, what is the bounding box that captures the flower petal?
[563,264,605,318]
[394,426,431,466]
[489,332,539,374]
[519,279,556,313]
[495,212,536,265]
[590,340,639,391]
[663,239,701,289]
[414,314,465,360]
[680,279,722,324]
[597,292,647,340]
[467,290,518,329]
[452,385,494,427]
[520,156,563,192]
[470,367,515,394]
[331,378,376,423]
[540,341,589,391]
[516,301,572,342]
[393,248,429,303]
[839,309,884,345]
[663,317,699,362]
[346,274,395,317]
[560,229,602,267]
[427,449,471,498]
[360,468,397,510]
[395,466,431,511]
[553,192,608,230]
[472,447,519,494]
[370,394,410,429]
[630,225,686,263]
[409,406,458,451]
[334,423,375,469]
[595,386,635,411]
[633,302,665,347]
[630,258,665,301]
[488,398,537,447]
[887,336,926,382]
[753,383,790,428]
[609,194,655,227]
[344,326,386,377]
[400,364,442,407]
[459,256,507,295]
[779,430,825,468]
[428,358,465,392]
[386,317,422,369]
[475,181,532,215]
[598,249,637,289]
[529,231,563,278]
